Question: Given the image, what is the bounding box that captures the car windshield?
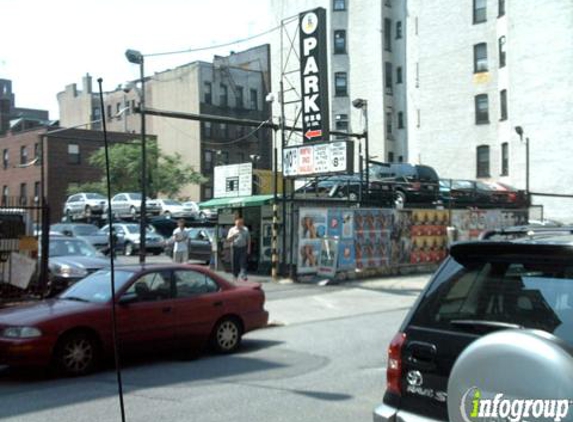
[412,255,573,345]
[123,224,156,234]
[59,270,135,303]
[72,225,100,236]
[85,193,106,200]
[162,199,181,205]
[49,238,100,257]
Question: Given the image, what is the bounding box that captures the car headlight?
[2,327,42,338]
[53,264,88,278]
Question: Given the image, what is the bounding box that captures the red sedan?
[0,264,268,375]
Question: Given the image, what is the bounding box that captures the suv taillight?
[387,332,406,395]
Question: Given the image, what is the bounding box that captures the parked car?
[295,174,394,204]
[99,223,165,256]
[63,193,108,220]
[156,199,198,219]
[197,206,217,222]
[0,264,268,375]
[164,227,215,264]
[370,162,440,206]
[104,193,162,220]
[182,201,201,218]
[484,181,530,208]
[46,235,110,295]
[373,227,573,422]
[51,223,110,254]
[439,179,505,208]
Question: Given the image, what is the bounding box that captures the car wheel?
[348,192,358,201]
[84,205,92,218]
[394,191,406,208]
[130,206,137,218]
[124,242,134,256]
[55,332,99,376]
[199,212,206,222]
[163,211,171,218]
[211,317,242,353]
[64,208,72,221]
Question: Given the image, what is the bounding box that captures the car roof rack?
[479,226,573,240]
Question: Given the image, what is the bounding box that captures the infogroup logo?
[460,387,572,422]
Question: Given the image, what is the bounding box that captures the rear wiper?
[450,319,523,333]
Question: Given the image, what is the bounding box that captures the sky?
[1,0,274,119]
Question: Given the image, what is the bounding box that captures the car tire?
[164,211,171,218]
[84,205,92,218]
[394,191,406,208]
[124,242,134,256]
[130,206,137,218]
[348,192,358,201]
[199,212,206,222]
[64,208,72,221]
[210,317,242,354]
[54,331,100,376]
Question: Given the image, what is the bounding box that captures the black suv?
[374,228,573,422]
[370,162,440,206]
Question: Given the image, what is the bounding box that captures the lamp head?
[515,126,524,139]
[352,98,367,109]
[125,49,144,65]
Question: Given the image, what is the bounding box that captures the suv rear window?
[416,165,439,181]
[411,256,573,344]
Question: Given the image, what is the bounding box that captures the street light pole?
[126,49,147,264]
[514,126,530,203]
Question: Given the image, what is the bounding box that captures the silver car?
[105,192,162,219]
[100,223,165,256]
[156,199,197,219]
[63,193,108,220]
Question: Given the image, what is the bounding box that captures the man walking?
[171,218,189,263]
[226,217,251,281]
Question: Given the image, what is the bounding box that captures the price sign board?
[214,163,253,198]
[282,141,353,178]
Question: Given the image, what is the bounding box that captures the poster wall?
[409,210,449,264]
[298,208,328,274]
[451,209,528,241]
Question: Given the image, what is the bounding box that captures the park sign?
[299,8,330,143]
[282,141,354,178]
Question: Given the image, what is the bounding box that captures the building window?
[473,0,487,24]
[388,152,395,163]
[475,94,489,124]
[19,183,27,206]
[415,62,420,87]
[476,145,490,177]
[204,82,212,104]
[220,123,229,139]
[34,143,40,165]
[334,30,346,54]
[68,143,80,164]
[398,155,404,163]
[386,112,393,137]
[20,146,28,165]
[335,119,349,139]
[3,149,8,169]
[498,0,505,17]
[204,150,213,171]
[396,21,402,39]
[106,104,112,121]
[498,36,506,68]
[236,86,244,108]
[474,43,488,73]
[398,112,404,129]
[203,122,212,138]
[385,62,393,94]
[501,142,509,176]
[116,102,121,115]
[2,186,8,206]
[250,89,258,110]
[219,151,229,165]
[333,0,346,11]
[384,18,392,51]
[220,84,228,107]
[34,181,40,204]
[500,89,508,120]
[396,67,403,84]
[334,72,348,96]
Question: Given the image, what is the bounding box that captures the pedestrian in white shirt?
[171,219,189,263]
[226,217,251,281]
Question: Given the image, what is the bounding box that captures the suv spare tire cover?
[447,329,573,422]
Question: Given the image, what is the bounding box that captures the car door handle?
[162,306,172,314]
[213,301,223,308]
[405,341,437,369]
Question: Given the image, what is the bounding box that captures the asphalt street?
[0,255,430,422]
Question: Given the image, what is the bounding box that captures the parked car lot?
[374,228,573,422]
[100,223,165,256]
[104,193,162,220]
[0,264,268,375]
[46,235,110,295]
[62,193,108,221]
[50,223,110,254]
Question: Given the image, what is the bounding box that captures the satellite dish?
[448,329,573,422]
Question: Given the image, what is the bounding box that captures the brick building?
[0,127,139,223]
[0,79,50,136]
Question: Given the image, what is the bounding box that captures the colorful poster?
[299,208,327,239]
[298,239,321,274]
[337,240,356,271]
[408,209,450,265]
[390,210,413,265]
[318,238,338,278]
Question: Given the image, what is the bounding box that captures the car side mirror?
[118,292,138,305]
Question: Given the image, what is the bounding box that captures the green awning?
[199,194,275,210]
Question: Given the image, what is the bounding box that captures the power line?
[145,25,282,58]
